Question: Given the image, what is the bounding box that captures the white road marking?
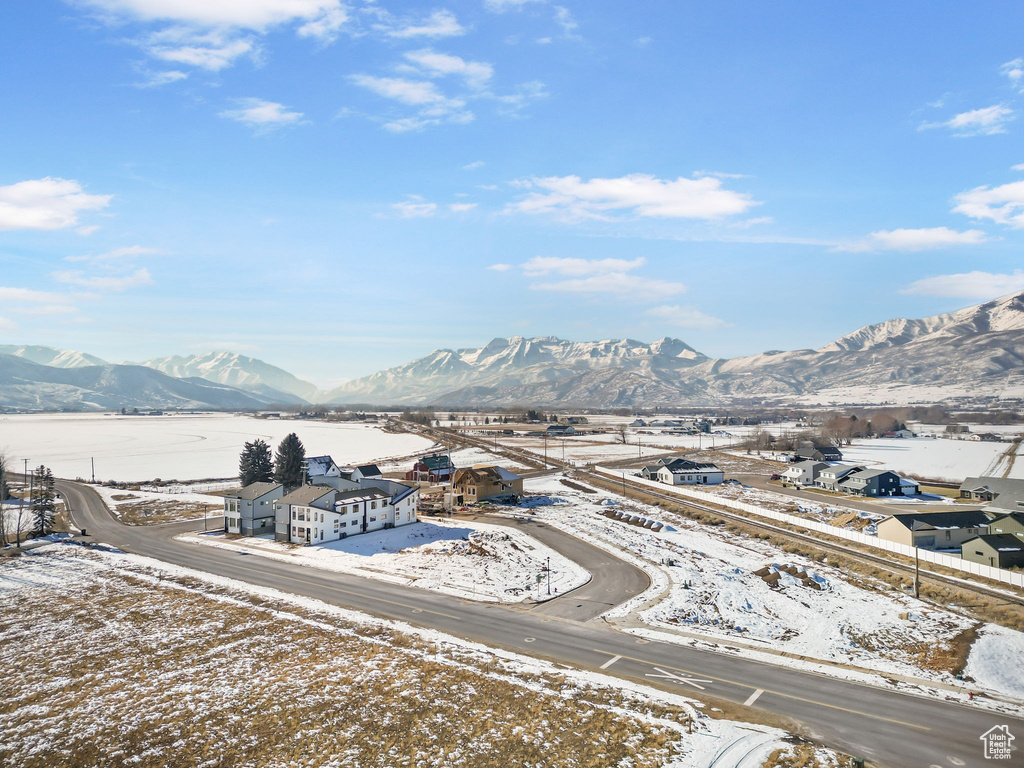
[645,666,714,690]
[947,758,965,766]
[524,637,536,643]
[599,655,622,670]
[744,689,765,707]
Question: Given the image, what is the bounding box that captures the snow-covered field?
[521,476,1024,699]
[181,516,589,603]
[839,437,1012,482]
[93,485,224,525]
[0,544,804,768]
[0,413,432,482]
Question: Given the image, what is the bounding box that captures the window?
[371,501,377,509]
[945,530,951,540]
[320,512,325,523]
[370,516,376,522]
[334,521,339,532]
[352,505,359,513]
[339,521,346,528]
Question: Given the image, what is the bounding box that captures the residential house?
[450,465,524,504]
[900,477,921,496]
[405,453,456,483]
[969,433,1002,442]
[815,464,865,492]
[945,424,971,435]
[223,482,285,536]
[557,416,589,425]
[882,429,915,439]
[350,464,382,481]
[639,464,663,480]
[630,418,648,427]
[958,477,1024,512]
[795,442,844,462]
[838,469,903,497]
[781,460,829,487]
[654,459,723,486]
[987,511,1024,540]
[546,424,576,436]
[961,534,1024,569]
[274,484,337,543]
[876,510,991,550]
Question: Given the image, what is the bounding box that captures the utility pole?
[543,434,547,468]
[911,520,922,598]
[546,555,551,595]
[621,471,626,498]
[91,457,95,484]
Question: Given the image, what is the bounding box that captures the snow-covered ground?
[839,437,1010,482]
[92,485,224,525]
[963,624,1024,699]
[0,413,432,482]
[520,475,1024,700]
[180,516,589,603]
[0,544,804,768]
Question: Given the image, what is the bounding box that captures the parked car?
[770,473,781,480]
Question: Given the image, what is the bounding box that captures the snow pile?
[963,624,1024,699]
[181,517,589,603]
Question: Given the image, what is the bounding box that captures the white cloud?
[487,263,512,271]
[522,256,646,276]
[449,203,477,212]
[136,69,188,87]
[220,98,305,130]
[492,80,548,114]
[1002,58,1024,92]
[0,316,17,332]
[403,49,492,88]
[462,160,485,170]
[0,177,111,231]
[553,6,579,38]
[10,304,81,317]
[351,75,461,107]
[391,199,438,218]
[953,180,1024,228]
[52,268,153,291]
[77,0,348,69]
[67,245,162,263]
[902,270,1024,299]
[387,10,465,39]
[644,304,729,330]
[507,173,758,221]
[0,287,70,303]
[484,0,546,11]
[532,272,686,299]
[1013,163,1024,171]
[921,105,1015,137]
[837,226,989,252]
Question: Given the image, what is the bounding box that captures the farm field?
[0,413,432,483]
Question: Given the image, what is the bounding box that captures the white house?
[285,483,419,546]
[815,464,864,492]
[654,459,723,486]
[781,460,829,487]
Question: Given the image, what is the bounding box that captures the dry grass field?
[0,545,794,768]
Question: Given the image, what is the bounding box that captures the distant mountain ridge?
[0,355,285,411]
[324,292,1024,406]
[138,351,317,401]
[5,292,1024,409]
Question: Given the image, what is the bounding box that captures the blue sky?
[3,1,1024,386]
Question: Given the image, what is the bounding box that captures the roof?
[454,465,523,485]
[662,459,720,472]
[305,455,338,476]
[277,484,335,506]
[819,464,863,478]
[960,476,1024,510]
[988,511,1024,525]
[419,453,454,471]
[962,534,1024,552]
[786,460,828,471]
[229,482,281,500]
[356,464,381,476]
[840,468,898,482]
[887,510,992,531]
[335,487,391,503]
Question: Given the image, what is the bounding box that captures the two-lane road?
[55,480,1023,768]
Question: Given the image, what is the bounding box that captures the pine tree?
[274,433,306,488]
[31,465,56,537]
[238,439,274,486]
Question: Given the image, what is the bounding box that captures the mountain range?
[3,291,1024,410]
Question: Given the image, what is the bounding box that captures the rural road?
[55,479,1023,768]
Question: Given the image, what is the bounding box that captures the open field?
[0,545,804,768]
[0,413,433,482]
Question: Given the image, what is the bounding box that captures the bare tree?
[615,425,629,444]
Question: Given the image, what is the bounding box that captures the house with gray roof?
[961,534,1024,569]
[781,460,829,487]
[273,485,337,543]
[987,511,1024,540]
[223,482,285,536]
[876,510,992,550]
[815,464,864,492]
[838,468,903,497]
[959,477,1024,512]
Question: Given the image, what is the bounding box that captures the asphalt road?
[55,479,1023,768]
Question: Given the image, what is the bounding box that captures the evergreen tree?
[274,433,306,487]
[238,439,273,486]
[31,465,56,537]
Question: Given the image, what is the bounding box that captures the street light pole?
[546,555,551,595]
